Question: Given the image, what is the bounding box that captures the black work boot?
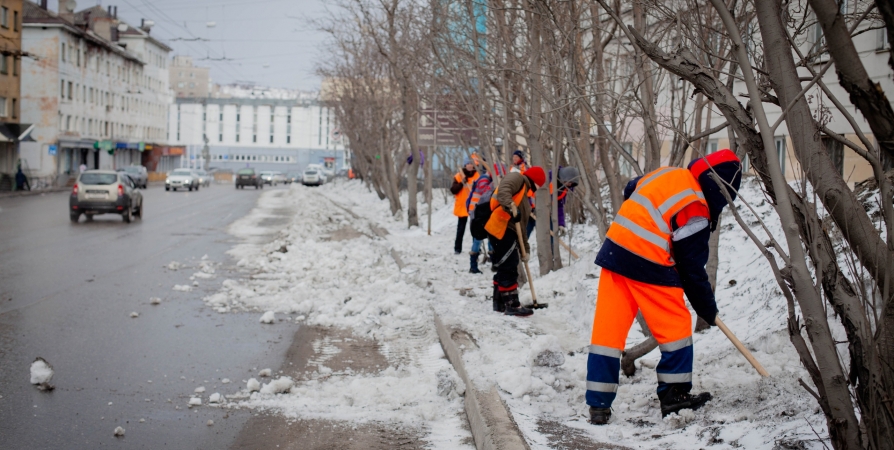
[659,385,712,417]
[589,407,611,425]
[492,285,505,312]
[469,252,482,274]
[502,291,533,317]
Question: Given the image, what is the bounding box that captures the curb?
[433,313,530,450]
[0,187,68,199]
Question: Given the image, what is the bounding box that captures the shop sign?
[48,145,57,156]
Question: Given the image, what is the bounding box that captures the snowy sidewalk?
[207,180,830,449]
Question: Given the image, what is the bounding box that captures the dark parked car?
[70,170,143,223]
[235,168,263,189]
[122,165,148,188]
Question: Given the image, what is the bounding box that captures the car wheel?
[196,184,200,191]
[123,205,132,223]
[70,211,80,223]
[188,185,193,191]
[135,201,142,218]
[86,213,94,221]
[165,186,170,191]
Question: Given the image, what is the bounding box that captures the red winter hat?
[523,166,546,188]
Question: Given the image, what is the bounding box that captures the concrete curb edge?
[433,312,530,450]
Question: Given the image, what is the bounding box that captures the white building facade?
[19,3,171,184]
[170,97,346,173]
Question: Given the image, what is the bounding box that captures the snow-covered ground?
[204,178,830,449]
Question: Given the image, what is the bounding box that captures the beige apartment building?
[0,0,28,186]
[170,55,209,98]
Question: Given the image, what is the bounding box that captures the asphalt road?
[0,182,301,449]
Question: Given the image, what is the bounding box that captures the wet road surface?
[0,183,301,449]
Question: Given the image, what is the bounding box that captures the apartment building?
[19,1,171,185]
[0,0,29,186]
[170,56,209,98]
[170,93,345,173]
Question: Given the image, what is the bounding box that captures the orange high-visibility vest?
[453,172,480,217]
[605,167,707,266]
[484,186,528,239]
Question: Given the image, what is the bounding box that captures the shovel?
[715,317,769,377]
[514,222,548,309]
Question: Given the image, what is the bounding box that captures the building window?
[13,57,17,76]
[1,7,8,29]
[270,135,274,143]
[775,136,787,176]
[11,98,16,118]
[13,11,17,31]
[61,43,66,62]
[0,55,7,75]
[67,82,72,99]
[0,97,6,117]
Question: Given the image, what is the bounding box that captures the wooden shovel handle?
[513,222,537,302]
[715,317,770,377]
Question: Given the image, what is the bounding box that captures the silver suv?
[70,170,143,223]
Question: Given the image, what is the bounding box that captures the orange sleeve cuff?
[674,202,710,228]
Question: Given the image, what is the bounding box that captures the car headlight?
[165,179,170,183]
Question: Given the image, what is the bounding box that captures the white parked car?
[306,164,328,183]
[165,169,200,191]
[259,171,282,186]
[195,169,212,187]
[302,169,324,186]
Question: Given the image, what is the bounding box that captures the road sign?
[48,145,57,156]
[417,105,479,147]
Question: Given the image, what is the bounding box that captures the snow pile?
[258,311,275,324]
[172,284,191,292]
[246,378,260,392]
[310,178,826,448]
[149,297,161,305]
[30,357,54,388]
[529,335,565,367]
[113,426,125,437]
[203,177,830,448]
[259,377,294,395]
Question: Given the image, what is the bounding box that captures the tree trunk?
[632,1,662,172]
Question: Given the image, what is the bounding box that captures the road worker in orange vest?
[586,150,742,424]
[510,150,528,173]
[450,158,480,254]
[484,166,546,316]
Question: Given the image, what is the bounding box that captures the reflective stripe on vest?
[484,185,527,240]
[605,167,707,266]
[453,172,479,217]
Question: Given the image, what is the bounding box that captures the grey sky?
[48,0,332,91]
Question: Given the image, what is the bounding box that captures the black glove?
[507,204,520,224]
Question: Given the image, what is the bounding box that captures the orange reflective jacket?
[453,172,480,217]
[484,186,528,239]
[605,167,707,266]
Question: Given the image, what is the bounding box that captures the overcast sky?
[48,0,333,91]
